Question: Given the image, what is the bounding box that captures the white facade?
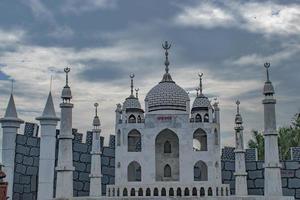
[110,43,228,197]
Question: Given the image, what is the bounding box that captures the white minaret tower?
[89,103,102,197]
[36,91,60,200]
[0,89,24,199]
[234,100,248,196]
[262,63,282,196]
[55,67,75,198]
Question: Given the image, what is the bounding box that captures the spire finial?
[195,87,200,97]
[135,88,139,98]
[198,73,203,94]
[162,41,171,74]
[11,79,14,94]
[130,73,135,97]
[236,100,240,114]
[264,62,270,82]
[94,103,99,117]
[50,75,53,91]
[64,67,70,86]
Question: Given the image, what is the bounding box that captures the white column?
[55,103,74,198]
[36,92,59,200]
[262,63,282,196]
[0,94,24,199]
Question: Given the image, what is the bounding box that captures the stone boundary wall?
[12,123,115,200]
[221,160,300,199]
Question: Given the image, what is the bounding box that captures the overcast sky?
[0,0,299,147]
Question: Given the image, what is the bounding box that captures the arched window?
[169,188,174,196]
[164,164,171,177]
[214,128,219,145]
[194,160,208,181]
[123,188,128,196]
[164,141,171,153]
[137,115,142,123]
[208,187,213,196]
[128,161,141,182]
[117,188,120,196]
[204,113,209,122]
[146,188,151,196]
[128,130,141,152]
[221,188,224,196]
[177,188,182,196]
[130,188,135,196]
[138,188,143,196]
[192,187,197,196]
[200,187,205,196]
[161,188,166,196]
[117,130,121,146]
[193,128,207,151]
[184,188,189,196]
[153,188,159,196]
[128,115,136,123]
[195,114,202,122]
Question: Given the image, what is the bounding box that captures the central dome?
[145,81,190,112]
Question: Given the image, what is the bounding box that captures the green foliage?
[248,114,300,161]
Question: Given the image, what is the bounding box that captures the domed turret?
[61,67,72,101]
[145,41,190,113]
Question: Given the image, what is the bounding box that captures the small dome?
[263,81,274,95]
[145,81,190,112]
[93,116,101,127]
[61,86,72,99]
[192,94,212,111]
[123,96,142,110]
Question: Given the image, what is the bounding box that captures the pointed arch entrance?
[155,129,179,181]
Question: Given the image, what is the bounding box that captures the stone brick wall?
[291,147,300,161]
[12,123,115,200]
[221,160,300,199]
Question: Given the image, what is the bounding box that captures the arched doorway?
[155,129,179,181]
[194,160,208,181]
[127,161,141,182]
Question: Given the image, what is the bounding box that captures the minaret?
[36,91,60,200]
[262,63,282,196]
[0,87,24,199]
[55,67,75,198]
[89,103,102,197]
[234,100,248,196]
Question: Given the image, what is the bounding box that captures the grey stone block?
[13,193,21,200]
[14,173,21,183]
[247,180,255,188]
[15,154,23,164]
[73,152,80,161]
[281,169,295,178]
[282,178,288,187]
[79,172,89,181]
[27,137,38,146]
[102,175,109,184]
[80,154,91,163]
[77,191,89,197]
[110,158,115,167]
[17,135,27,145]
[73,171,79,179]
[74,181,84,191]
[74,161,86,172]
[103,147,115,157]
[296,169,300,178]
[16,145,30,155]
[30,147,40,156]
[296,189,300,199]
[23,156,34,166]
[74,143,88,153]
[26,166,38,175]
[86,164,91,173]
[221,170,232,180]
[248,188,264,195]
[102,166,114,176]
[23,193,33,200]
[256,162,264,170]
[33,157,39,166]
[15,164,26,174]
[101,157,110,166]
[246,162,257,171]
[283,188,295,196]
[23,184,31,192]
[83,182,90,191]
[248,170,263,179]
[254,178,264,188]
[285,161,299,170]
[13,183,23,193]
[224,161,234,171]
[31,175,37,191]
[20,175,30,184]
[288,178,300,188]
[109,176,115,184]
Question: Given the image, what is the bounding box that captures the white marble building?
[109,41,229,197]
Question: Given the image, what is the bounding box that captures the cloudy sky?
[0,0,299,147]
